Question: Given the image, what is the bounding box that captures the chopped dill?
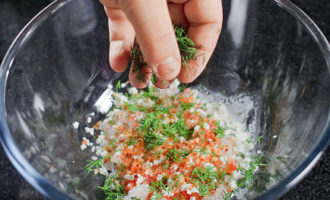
[236,156,266,189]
[166,148,190,162]
[245,137,253,144]
[213,122,226,138]
[115,80,121,92]
[194,147,208,155]
[174,24,198,67]
[151,74,157,84]
[85,158,103,175]
[127,137,138,146]
[257,135,264,143]
[119,163,126,172]
[178,83,187,91]
[143,132,165,150]
[150,177,168,200]
[150,177,168,192]
[224,190,233,200]
[131,43,150,83]
[276,156,287,163]
[174,118,193,140]
[40,141,45,149]
[180,102,195,111]
[98,174,126,200]
[191,166,218,196]
[163,163,169,169]
[238,152,245,159]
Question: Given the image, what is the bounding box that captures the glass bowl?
[0,0,329,199]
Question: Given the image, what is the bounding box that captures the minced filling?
[80,80,261,200]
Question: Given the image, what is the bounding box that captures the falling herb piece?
[131,43,150,83]
[115,80,121,92]
[40,141,45,149]
[221,90,226,95]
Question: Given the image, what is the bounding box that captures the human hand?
[99,0,223,88]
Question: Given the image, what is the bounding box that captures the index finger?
[178,0,222,83]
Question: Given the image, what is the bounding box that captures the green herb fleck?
[213,122,226,138]
[40,141,45,149]
[180,102,195,111]
[115,80,121,92]
[191,166,219,196]
[85,158,103,175]
[179,84,187,91]
[257,135,264,143]
[98,174,126,200]
[127,137,138,146]
[131,43,150,83]
[150,177,168,200]
[163,163,169,169]
[166,149,190,162]
[237,156,266,189]
[174,24,198,67]
[175,118,193,140]
[224,190,233,200]
[276,156,287,163]
[194,147,209,155]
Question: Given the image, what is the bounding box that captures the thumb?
[119,0,181,80]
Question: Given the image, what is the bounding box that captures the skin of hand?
[99,0,223,89]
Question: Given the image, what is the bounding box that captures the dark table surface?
[0,0,329,199]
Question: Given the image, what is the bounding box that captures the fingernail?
[110,41,130,72]
[154,57,180,80]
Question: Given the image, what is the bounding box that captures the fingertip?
[153,56,181,81]
[177,51,208,83]
[109,41,131,73]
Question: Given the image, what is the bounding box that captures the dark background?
[0,0,329,199]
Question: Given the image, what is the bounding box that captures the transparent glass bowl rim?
[0,0,329,199]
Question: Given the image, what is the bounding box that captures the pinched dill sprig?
[174,24,198,67]
[131,24,198,83]
[98,173,126,200]
[131,43,151,83]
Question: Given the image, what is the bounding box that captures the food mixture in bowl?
[79,80,263,200]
